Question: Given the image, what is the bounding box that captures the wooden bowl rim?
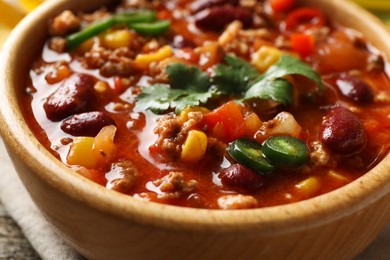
[1,0,390,234]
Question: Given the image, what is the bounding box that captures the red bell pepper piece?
[291,32,315,57]
[282,7,326,32]
[269,0,295,13]
[203,101,247,142]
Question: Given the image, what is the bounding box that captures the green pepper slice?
[262,136,309,167]
[66,10,164,50]
[129,20,171,35]
[227,138,275,174]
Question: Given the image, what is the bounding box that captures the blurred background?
[1,0,390,47]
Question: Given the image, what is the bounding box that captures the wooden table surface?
[0,200,40,259]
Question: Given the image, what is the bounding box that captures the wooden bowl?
[1,0,390,259]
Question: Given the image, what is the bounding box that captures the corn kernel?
[181,130,208,163]
[244,113,263,135]
[135,45,173,69]
[94,81,108,94]
[295,176,321,197]
[251,46,282,72]
[179,106,209,124]
[67,137,97,168]
[93,125,117,164]
[103,29,132,49]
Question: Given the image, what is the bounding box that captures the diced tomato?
[291,32,315,57]
[282,8,326,32]
[114,77,126,94]
[157,9,171,20]
[269,0,295,12]
[202,101,247,142]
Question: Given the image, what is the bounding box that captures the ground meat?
[153,172,198,200]
[182,111,204,134]
[274,35,291,49]
[207,137,227,160]
[219,21,271,56]
[49,10,81,36]
[79,8,111,23]
[106,160,139,194]
[48,37,67,53]
[123,0,162,9]
[309,141,337,168]
[83,47,139,77]
[154,115,182,160]
[154,112,204,161]
[217,194,258,209]
[302,27,331,44]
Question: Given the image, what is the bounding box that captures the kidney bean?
[194,6,253,31]
[321,106,366,156]
[335,75,373,105]
[61,111,116,137]
[191,0,239,14]
[220,164,264,191]
[44,74,94,121]
[172,35,196,48]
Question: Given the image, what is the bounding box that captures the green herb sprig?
[135,55,323,114]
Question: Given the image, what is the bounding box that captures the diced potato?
[258,112,302,139]
[244,113,263,135]
[251,46,282,72]
[67,137,97,168]
[103,29,132,49]
[135,45,173,69]
[181,130,208,163]
[295,176,321,197]
[93,125,117,164]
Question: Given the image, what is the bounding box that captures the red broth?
[21,0,390,209]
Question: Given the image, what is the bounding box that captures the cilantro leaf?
[135,84,183,114]
[260,55,323,91]
[244,55,323,104]
[135,55,323,115]
[173,91,214,113]
[166,63,210,91]
[213,55,259,94]
[135,63,214,114]
[244,79,292,105]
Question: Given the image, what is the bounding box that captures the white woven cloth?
[0,138,81,260]
[0,136,390,259]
